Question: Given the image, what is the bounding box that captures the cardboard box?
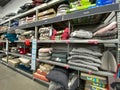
[81,72,107,84]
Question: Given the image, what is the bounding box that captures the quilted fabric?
[46,68,69,89]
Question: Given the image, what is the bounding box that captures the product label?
[31,39,37,70]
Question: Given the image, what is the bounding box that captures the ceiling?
[0,0,11,7]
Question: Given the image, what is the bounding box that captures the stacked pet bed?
[38,48,53,60]
[33,63,54,82]
[39,27,52,40]
[68,48,102,71]
[93,21,117,40]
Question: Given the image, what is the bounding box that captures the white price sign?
[31,39,37,70]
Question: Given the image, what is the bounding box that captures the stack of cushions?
[33,63,54,82]
[70,29,93,39]
[17,3,34,14]
[68,48,102,71]
[93,21,117,40]
[19,15,36,25]
[51,51,68,63]
[39,27,52,40]
[51,27,70,40]
[8,58,20,67]
[38,48,53,60]
[4,30,18,42]
[21,30,34,39]
[47,67,79,90]
[18,58,31,66]
[37,8,56,20]
[57,4,69,16]
[17,30,34,40]
[100,51,117,72]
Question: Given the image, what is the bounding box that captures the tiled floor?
[0,63,48,90]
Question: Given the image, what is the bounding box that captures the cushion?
[19,58,30,65]
[38,52,50,56]
[71,48,102,57]
[68,61,98,71]
[70,29,93,39]
[39,48,53,53]
[93,21,117,36]
[38,56,51,60]
[69,59,101,67]
[68,55,101,64]
[46,68,68,89]
[100,51,117,72]
[33,73,49,82]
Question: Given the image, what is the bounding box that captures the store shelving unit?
[0,0,120,87]
[6,3,120,30]
[37,39,118,44]
[36,59,114,76]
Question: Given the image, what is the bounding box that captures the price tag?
[31,39,37,70]
[66,40,70,44]
[64,65,69,69]
[88,40,98,44]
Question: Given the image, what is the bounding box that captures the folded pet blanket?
[68,61,98,71]
[93,21,117,36]
[68,55,101,64]
[69,59,101,67]
[71,48,102,57]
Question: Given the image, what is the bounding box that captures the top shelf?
[63,3,120,20]
[9,3,120,30]
[0,0,65,25]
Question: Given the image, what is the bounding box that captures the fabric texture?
[46,67,69,89]
[93,21,117,36]
[68,47,102,71]
[71,48,102,57]
[68,55,101,64]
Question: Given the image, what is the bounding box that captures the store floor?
[0,63,48,90]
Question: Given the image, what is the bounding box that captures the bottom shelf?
[0,60,49,86]
[33,77,49,86]
[0,60,33,79]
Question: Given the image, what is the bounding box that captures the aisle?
[0,64,48,90]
